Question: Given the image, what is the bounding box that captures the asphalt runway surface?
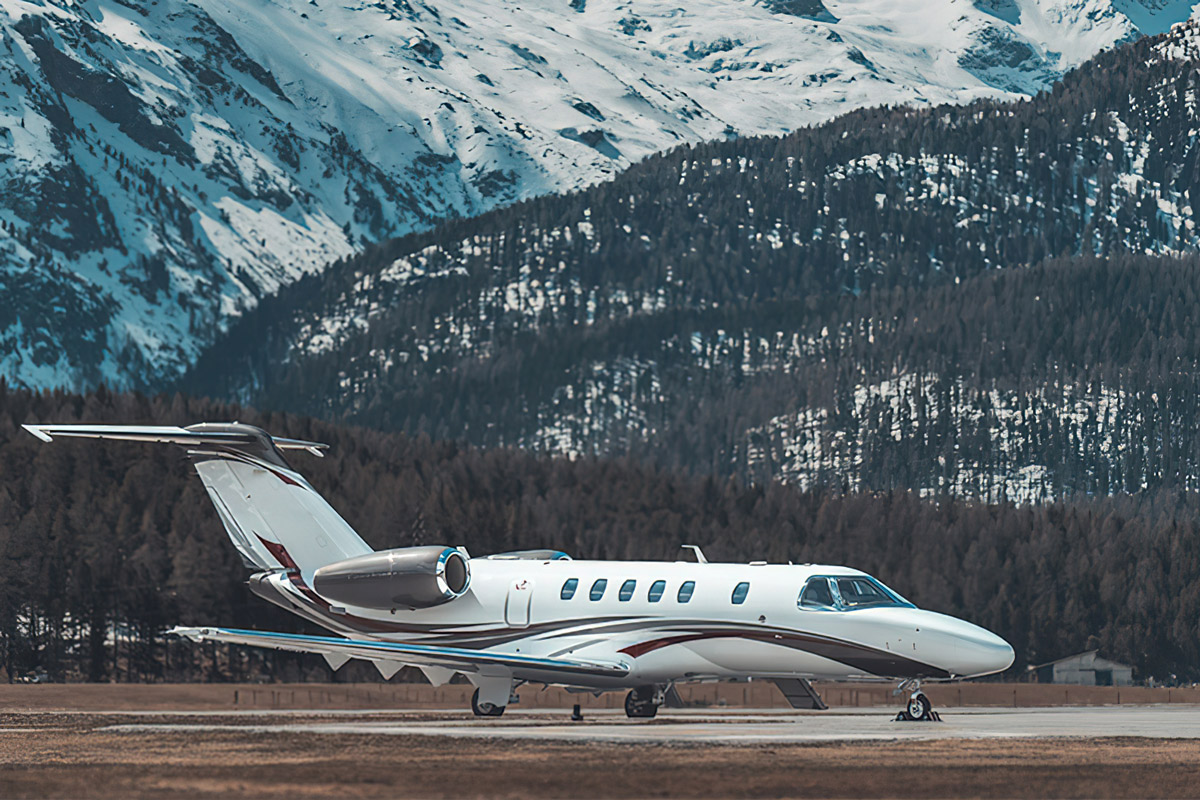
[5,706,1200,798]
[96,704,1200,743]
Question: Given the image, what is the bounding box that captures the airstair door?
[505,579,533,628]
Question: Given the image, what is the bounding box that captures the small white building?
[1029,650,1133,687]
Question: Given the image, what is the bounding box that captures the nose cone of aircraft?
[910,611,1015,678]
[950,621,1015,678]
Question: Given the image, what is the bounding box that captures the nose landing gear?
[894,679,941,722]
[624,685,665,718]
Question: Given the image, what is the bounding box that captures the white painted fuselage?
[257,556,1015,689]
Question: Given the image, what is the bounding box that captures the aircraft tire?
[471,688,506,717]
[624,687,659,718]
[904,692,933,721]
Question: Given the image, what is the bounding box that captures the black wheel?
[905,692,932,721]
[624,687,658,718]
[471,688,505,717]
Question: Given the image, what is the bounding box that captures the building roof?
[1027,650,1133,671]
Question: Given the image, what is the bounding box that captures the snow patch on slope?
[1,0,1195,390]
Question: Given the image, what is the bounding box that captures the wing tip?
[167,626,207,642]
[22,424,53,442]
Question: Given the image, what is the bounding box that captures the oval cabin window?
[731,581,750,605]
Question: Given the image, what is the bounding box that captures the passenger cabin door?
[505,579,533,628]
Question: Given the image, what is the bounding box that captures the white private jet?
[25,422,1014,720]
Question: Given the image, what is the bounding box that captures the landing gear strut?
[894,679,940,722]
[624,685,664,718]
[471,687,506,717]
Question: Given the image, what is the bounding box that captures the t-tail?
[22,423,372,580]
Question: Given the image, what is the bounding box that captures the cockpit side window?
[799,577,836,609]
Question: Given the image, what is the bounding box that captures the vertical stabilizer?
[23,422,373,579]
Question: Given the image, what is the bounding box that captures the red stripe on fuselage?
[619,631,727,658]
[619,629,950,679]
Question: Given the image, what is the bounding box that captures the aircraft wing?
[169,626,630,680]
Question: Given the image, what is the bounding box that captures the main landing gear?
[624,685,665,718]
[471,687,506,717]
[894,679,941,722]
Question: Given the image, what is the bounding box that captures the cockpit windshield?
[799,577,837,609]
[798,575,913,611]
[835,577,900,608]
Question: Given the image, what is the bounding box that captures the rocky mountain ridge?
[1,0,1194,388]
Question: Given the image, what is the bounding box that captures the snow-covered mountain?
[0,0,1194,389]
[182,20,1200,501]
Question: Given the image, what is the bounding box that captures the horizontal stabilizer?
[23,424,328,456]
[169,627,631,679]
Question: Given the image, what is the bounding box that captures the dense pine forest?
[198,252,1200,501]
[3,389,1199,683]
[179,23,1200,501]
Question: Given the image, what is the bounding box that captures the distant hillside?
[3,0,1181,390]
[3,389,1200,682]
[186,24,1200,501]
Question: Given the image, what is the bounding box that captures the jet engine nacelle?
[312,545,470,610]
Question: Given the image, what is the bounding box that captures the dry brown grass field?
[0,684,1198,798]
